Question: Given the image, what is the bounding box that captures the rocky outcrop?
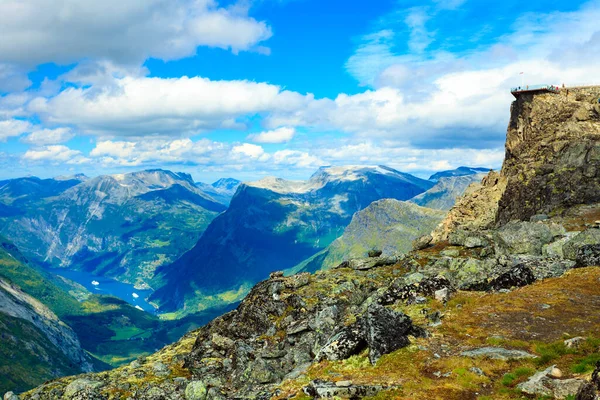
[433,86,600,241]
[432,171,507,241]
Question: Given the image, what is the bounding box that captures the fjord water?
[48,268,156,313]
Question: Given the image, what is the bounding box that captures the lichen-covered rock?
[518,365,586,399]
[412,234,433,250]
[564,229,600,260]
[184,381,207,400]
[316,323,366,362]
[63,379,105,399]
[460,347,537,360]
[495,221,559,255]
[576,244,600,267]
[303,380,385,399]
[378,276,454,305]
[363,304,416,364]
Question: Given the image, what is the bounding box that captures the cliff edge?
[433,86,600,241]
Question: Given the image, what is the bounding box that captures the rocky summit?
[10,86,600,400]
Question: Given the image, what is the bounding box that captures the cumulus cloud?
[21,127,75,145]
[248,127,296,143]
[0,0,272,66]
[29,76,309,137]
[231,143,266,159]
[23,145,88,164]
[0,119,31,142]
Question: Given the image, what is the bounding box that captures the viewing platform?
[510,84,561,98]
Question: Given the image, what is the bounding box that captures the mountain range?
[0,169,226,289]
[149,165,436,314]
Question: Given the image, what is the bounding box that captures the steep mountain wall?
[433,86,600,240]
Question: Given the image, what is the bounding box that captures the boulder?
[576,244,600,267]
[565,337,586,349]
[317,323,366,362]
[3,393,18,400]
[518,366,585,399]
[378,276,454,305]
[460,347,537,360]
[489,264,536,290]
[303,380,384,399]
[564,228,600,260]
[63,379,105,399]
[368,249,383,258]
[495,221,557,255]
[185,381,208,400]
[413,235,433,250]
[337,255,399,271]
[363,303,417,364]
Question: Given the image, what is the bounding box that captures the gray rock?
[576,244,600,267]
[413,234,433,250]
[469,367,485,376]
[303,380,383,398]
[317,323,366,361]
[3,393,19,400]
[434,288,450,302]
[460,347,537,360]
[63,379,105,399]
[518,366,585,399]
[564,228,600,260]
[152,361,170,376]
[340,255,400,271]
[565,336,586,349]
[495,221,557,255]
[364,303,416,364]
[185,381,207,400]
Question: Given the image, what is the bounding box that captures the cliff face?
[498,86,600,224]
[434,86,600,240]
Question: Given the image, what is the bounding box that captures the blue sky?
[0,0,598,182]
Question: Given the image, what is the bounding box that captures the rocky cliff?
[433,86,600,241]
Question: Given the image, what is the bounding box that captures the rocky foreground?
[9,86,600,399]
[9,210,600,399]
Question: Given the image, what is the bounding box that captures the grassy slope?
[277,266,600,400]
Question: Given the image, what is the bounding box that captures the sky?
[0,0,599,183]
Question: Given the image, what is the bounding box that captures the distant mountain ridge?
[428,166,490,182]
[196,178,241,206]
[0,169,225,289]
[411,173,487,210]
[150,165,434,314]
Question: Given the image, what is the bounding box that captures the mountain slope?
[294,199,446,273]
[0,169,225,288]
[410,173,487,210]
[0,277,92,394]
[150,165,434,313]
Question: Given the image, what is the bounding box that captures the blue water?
[48,268,156,313]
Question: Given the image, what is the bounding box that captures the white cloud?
[232,143,266,159]
[29,76,309,137]
[0,119,31,142]
[22,145,88,164]
[0,0,272,66]
[248,127,296,143]
[21,127,75,145]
